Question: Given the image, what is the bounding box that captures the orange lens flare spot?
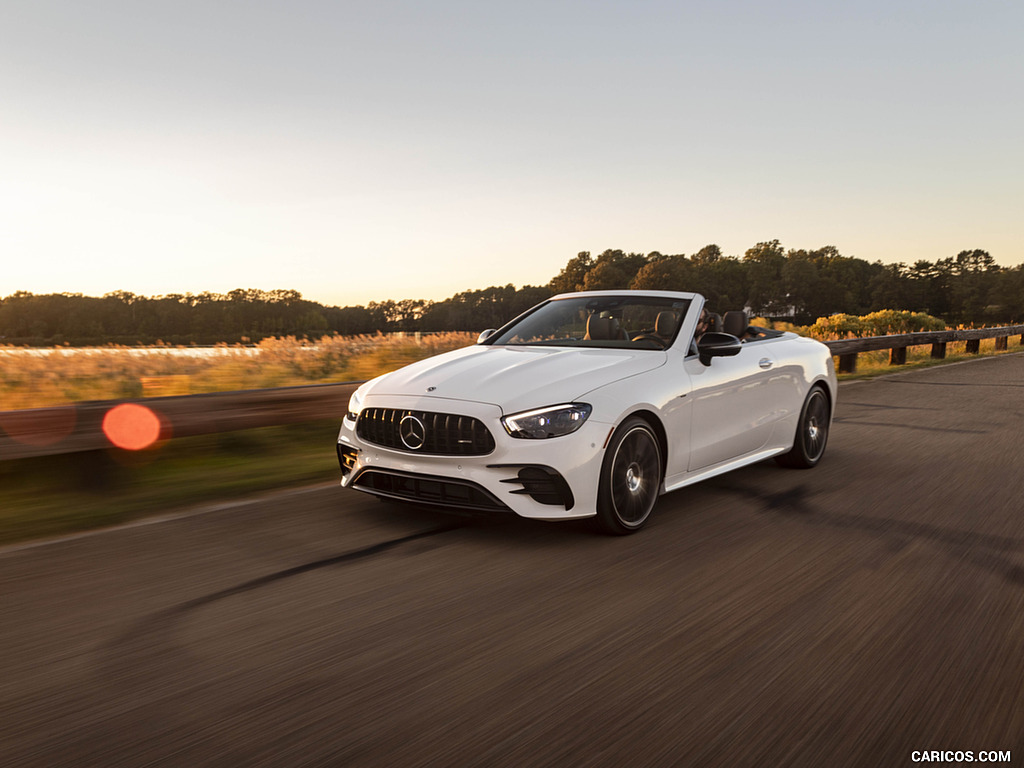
[102,403,162,451]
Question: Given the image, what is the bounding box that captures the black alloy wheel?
[776,386,830,469]
[596,417,663,534]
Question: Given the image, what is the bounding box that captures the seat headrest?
[585,315,620,341]
[655,311,678,338]
[723,310,749,337]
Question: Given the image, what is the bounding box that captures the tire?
[596,417,663,534]
[776,386,830,469]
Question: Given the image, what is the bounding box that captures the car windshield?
[489,296,691,350]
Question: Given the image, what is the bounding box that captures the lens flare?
[102,403,163,451]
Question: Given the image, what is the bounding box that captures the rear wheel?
[596,417,662,534]
[776,386,830,468]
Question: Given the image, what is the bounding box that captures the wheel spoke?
[608,426,660,525]
[802,393,828,460]
[634,439,654,466]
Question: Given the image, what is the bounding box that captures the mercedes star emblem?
[399,414,427,450]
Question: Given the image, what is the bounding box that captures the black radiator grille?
[356,407,495,456]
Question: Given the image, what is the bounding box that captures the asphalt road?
[2,355,1023,767]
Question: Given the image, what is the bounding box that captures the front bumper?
[336,395,610,520]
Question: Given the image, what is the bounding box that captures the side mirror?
[477,328,497,344]
[697,332,742,366]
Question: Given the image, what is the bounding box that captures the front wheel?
[776,386,831,468]
[596,417,663,534]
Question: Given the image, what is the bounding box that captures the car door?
[683,343,779,471]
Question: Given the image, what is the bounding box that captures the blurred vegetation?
[0,420,341,546]
[2,303,1019,409]
[0,332,476,410]
[3,244,1022,346]
[803,310,947,339]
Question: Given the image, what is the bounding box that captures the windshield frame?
[484,293,693,351]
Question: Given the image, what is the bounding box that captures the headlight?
[345,388,366,422]
[501,403,592,439]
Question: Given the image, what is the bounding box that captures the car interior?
[583,309,682,347]
[684,310,787,356]
[583,314,629,341]
[582,307,785,349]
[707,310,784,342]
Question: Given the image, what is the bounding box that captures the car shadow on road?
[717,478,1024,588]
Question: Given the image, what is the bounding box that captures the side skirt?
[662,446,789,494]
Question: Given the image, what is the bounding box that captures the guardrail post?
[966,339,981,354]
[837,353,857,374]
[889,347,907,365]
[930,342,946,359]
[995,336,1008,351]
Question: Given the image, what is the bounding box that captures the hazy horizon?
[2,241,1022,310]
[4,1,1022,307]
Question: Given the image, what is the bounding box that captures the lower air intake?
[351,468,510,513]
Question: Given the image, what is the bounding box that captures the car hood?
[367,344,666,413]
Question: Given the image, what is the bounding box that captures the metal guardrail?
[3,324,1023,461]
[0,381,362,461]
[824,324,1024,373]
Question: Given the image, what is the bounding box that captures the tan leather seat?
[585,315,624,340]
[654,311,678,339]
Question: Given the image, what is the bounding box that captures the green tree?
[548,252,594,293]
[948,249,1000,323]
[580,250,649,291]
[630,254,691,290]
[743,240,788,315]
[690,252,747,311]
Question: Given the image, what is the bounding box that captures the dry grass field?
[0,332,477,410]
[3,324,1022,412]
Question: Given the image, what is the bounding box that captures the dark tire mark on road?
[105,522,466,678]
[176,522,465,613]
[13,522,469,766]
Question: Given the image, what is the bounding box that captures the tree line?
[2,243,1022,345]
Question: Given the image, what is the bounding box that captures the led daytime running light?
[501,403,592,439]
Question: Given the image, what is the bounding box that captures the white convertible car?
[337,291,836,534]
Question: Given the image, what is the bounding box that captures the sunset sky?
[3,0,1022,307]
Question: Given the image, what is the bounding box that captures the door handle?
[759,358,773,369]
